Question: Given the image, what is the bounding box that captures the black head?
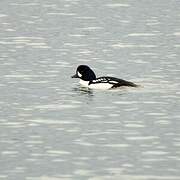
[71,65,96,81]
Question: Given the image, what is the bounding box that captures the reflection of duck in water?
[72,65,138,90]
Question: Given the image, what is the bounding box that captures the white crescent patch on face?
[77,71,82,77]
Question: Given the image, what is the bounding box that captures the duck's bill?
[71,74,79,78]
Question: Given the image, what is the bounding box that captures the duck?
[71,65,138,90]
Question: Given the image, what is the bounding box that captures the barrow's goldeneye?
[71,65,138,90]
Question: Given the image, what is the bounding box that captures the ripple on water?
[1,151,19,159]
[111,43,157,48]
[1,122,26,128]
[146,18,160,26]
[103,144,130,148]
[74,140,95,147]
[0,14,8,17]
[113,101,138,105]
[154,120,171,125]
[105,3,130,8]
[46,150,72,155]
[78,27,103,31]
[127,33,158,37]
[26,176,68,180]
[10,2,39,6]
[1,37,51,49]
[74,169,94,176]
[36,104,79,109]
[27,119,79,125]
[173,32,180,36]
[142,151,169,155]
[89,175,180,180]
[126,136,159,141]
[124,123,145,128]
[0,175,8,179]
[68,34,87,37]
[24,140,44,145]
[81,114,104,118]
[47,13,76,16]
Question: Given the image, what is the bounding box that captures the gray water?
[0,0,180,179]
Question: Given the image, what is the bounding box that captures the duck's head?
[71,65,96,81]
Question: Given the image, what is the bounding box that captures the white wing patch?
[108,80,118,84]
[79,77,120,90]
[78,77,135,89]
[89,77,120,89]
[92,78,119,84]
[92,78,108,83]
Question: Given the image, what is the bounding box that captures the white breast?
[79,79,113,90]
[79,79,89,87]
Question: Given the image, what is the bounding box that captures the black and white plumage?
[71,65,138,90]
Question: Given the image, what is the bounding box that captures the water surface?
[0,0,180,179]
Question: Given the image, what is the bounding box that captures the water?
[0,0,180,179]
